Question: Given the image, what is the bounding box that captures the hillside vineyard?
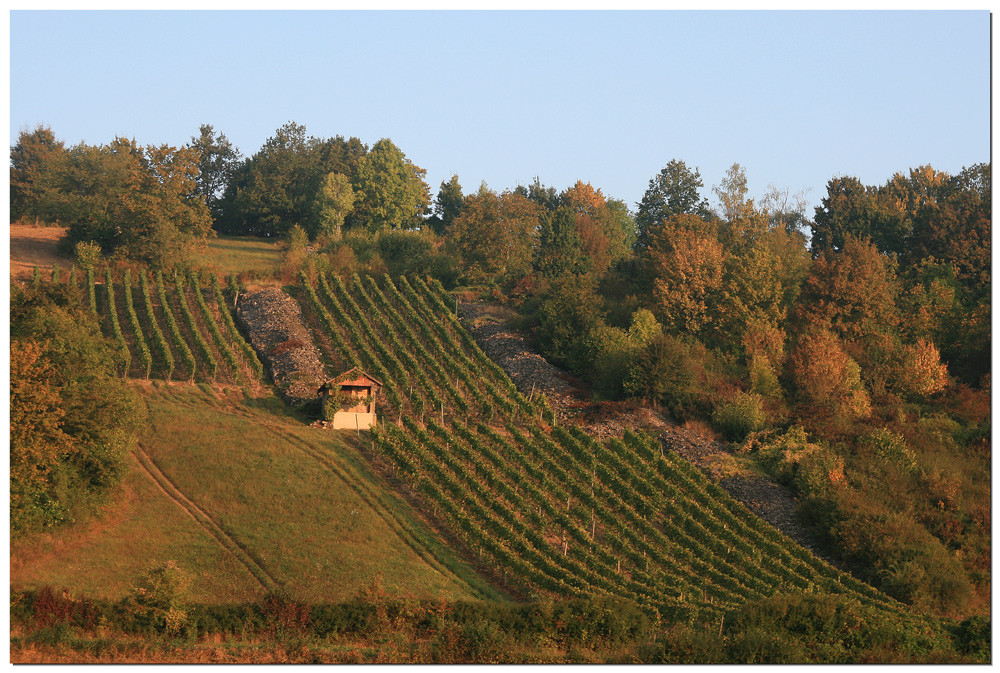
[64,268,915,622]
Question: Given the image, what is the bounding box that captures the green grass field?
[188,236,282,277]
[11,382,502,605]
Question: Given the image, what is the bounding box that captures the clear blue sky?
[10,10,990,216]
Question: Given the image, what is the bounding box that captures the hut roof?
[321,367,383,390]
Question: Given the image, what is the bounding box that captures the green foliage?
[351,138,431,232]
[536,206,586,277]
[10,125,68,224]
[139,271,175,380]
[857,428,918,474]
[635,159,712,250]
[321,387,348,421]
[750,426,844,496]
[59,137,213,268]
[188,123,242,223]
[711,391,767,441]
[314,171,355,241]
[217,121,366,237]
[623,334,701,416]
[432,173,465,235]
[123,269,153,379]
[123,561,193,634]
[10,283,141,536]
[576,321,631,399]
[448,187,541,283]
[533,275,602,369]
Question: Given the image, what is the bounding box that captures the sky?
[9,10,991,216]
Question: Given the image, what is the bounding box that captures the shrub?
[857,428,918,474]
[639,625,727,664]
[624,333,699,415]
[122,561,192,634]
[711,391,767,440]
[73,240,103,270]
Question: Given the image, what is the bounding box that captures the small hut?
[318,368,382,430]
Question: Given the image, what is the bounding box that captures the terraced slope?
[299,273,907,622]
[11,384,502,605]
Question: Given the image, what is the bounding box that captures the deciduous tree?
[188,124,242,223]
[449,188,541,283]
[314,172,355,241]
[635,159,711,250]
[10,125,67,224]
[351,138,430,232]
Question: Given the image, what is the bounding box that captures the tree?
[10,339,73,531]
[713,163,771,249]
[432,174,465,235]
[760,184,812,235]
[796,234,900,345]
[314,172,355,241]
[188,124,242,224]
[514,176,560,212]
[61,138,213,268]
[635,159,712,250]
[534,275,603,369]
[645,213,725,341]
[811,176,907,256]
[789,325,871,427]
[217,121,312,237]
[351,138,430,232]
[449,188,541,283]
[11,283,142,536]
[904,163,991,290]
[536,206,586,277]
[10,125,68,224]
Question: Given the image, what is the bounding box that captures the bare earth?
[10,224,70,279]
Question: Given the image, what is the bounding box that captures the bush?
[122,561,192,634]
[750,426,846,495]
[624,333,703,416]
[858,427,918,474]
[711,391,767,440]
[73,240,103,270]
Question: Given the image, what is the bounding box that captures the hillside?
[11,383,501,604]
[11,264,987,663]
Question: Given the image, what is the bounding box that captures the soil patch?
[10,224,71,279]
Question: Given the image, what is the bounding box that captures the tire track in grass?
[267,423,500,600]
[149,388,501,600]
[133,446,282,594]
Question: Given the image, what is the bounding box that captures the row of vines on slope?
[299,272,553,424]
[40,266,263,386]
[297,271,911,625]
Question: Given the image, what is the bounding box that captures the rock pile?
[457,301,579,406]
[236,288,328,408]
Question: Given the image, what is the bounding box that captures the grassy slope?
[188,236,282,277]
[11,382,502,605]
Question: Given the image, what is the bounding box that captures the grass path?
[147,384,503,602]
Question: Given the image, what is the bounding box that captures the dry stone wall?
[236,288,327,408]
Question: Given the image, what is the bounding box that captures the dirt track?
[10,224,70,279]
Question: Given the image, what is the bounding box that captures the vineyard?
[56,267,265,386]
[36,265,912,624]
[295,272,913,622]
